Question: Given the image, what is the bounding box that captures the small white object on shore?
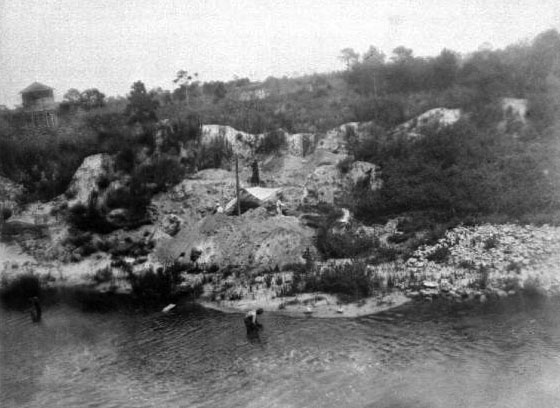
[336,307,344,314]
[304,306,313,315]
[162,304,176,313]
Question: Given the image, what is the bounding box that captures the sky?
[1,0,559,107]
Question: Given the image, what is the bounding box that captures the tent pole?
[235,154,241,216]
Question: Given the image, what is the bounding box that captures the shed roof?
[20,82,54,94]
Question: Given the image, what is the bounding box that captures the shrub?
[503,276,521,292]
[64,230,92,247]
[264,274,273,288]
[1,207,13,221]
[478,265,490,289]
[1,273,41,307]
[92,266,114,284]
[337,157,354,174]
[522,276,543,297]
[115,147,136,173]
[228,291,243,301]
[506,261,522,274]
[96,175,111,190]
[483,235,499,250]
[426,246,450,263]
[388,233,410,244]
[257,130,287,154]
[304,262,373,300]
[458,259,476,269]
[126,265,184,302]
[132,159,185,194]
[370,246,400,265]
[198,135,233,170]
[190,248,202,263]
[64,189,77,199]
[281,263,307,273]
[316,228,377,258]
[67,202,116,234]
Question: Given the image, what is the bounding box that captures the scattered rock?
[162,214,181,236]
[495,289,508,298]
[422,281,438,289]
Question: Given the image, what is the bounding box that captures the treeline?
[0,81,200,204]
[340,30,560,224]
[344,29,560,101]
[1,28,559,219]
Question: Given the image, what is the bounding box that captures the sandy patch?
[199,291,410,318]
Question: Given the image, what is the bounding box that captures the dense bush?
[426,246,451,263]
[349,118,560,224]
[92,266,114,284]
[126,265,184,302]
[303,262,373,300]
[316,227,377,259]
[1,207,12,221]
[198,135,233,170]
[257,130,287,154]
[68,201,116,234]
[1,274,41,308]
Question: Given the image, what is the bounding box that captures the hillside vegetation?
[1,29,559,236]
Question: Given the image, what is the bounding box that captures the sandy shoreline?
[198,291,411,318]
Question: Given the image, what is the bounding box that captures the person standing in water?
[29,296,41,323]
[244,308,263,333]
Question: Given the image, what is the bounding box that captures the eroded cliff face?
[66,153,113,206]
[8,105,554,300]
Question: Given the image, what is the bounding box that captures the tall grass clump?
[1,273,41,308]
[304,262,373,300]
[125,264,187,303]
[316,227,377,259]
[198,135,233,170]
[257,130,287,154]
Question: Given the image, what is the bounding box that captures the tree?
[63,88,82,104]
[125,81,159,124]
[80,88,106,110]
[390,46,414,64]
[458,50,510,99]
[213,82,227,102]
[431,49,459,89]
[173,70,198,105]
[362,45,385,66]
[338,48,359,70]
[527,29,560,92]
[149,87,173,106]
[359,45,386,96]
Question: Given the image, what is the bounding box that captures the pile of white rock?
[403,224,560,301]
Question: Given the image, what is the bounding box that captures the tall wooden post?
[235,154,241,216]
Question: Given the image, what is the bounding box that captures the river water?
[1,295,560,408]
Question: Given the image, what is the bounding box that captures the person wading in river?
[244,308,263,334]
[29,296,42,323]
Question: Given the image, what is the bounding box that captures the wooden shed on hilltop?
[20,82,58,127]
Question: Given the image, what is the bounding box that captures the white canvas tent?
[224,187,282,215]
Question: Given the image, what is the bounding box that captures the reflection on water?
[1,296,560,408]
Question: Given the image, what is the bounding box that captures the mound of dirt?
[156,207,316,270]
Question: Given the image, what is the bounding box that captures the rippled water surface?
[2,296,560,408]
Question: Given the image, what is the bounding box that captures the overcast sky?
[1,0,559,107]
